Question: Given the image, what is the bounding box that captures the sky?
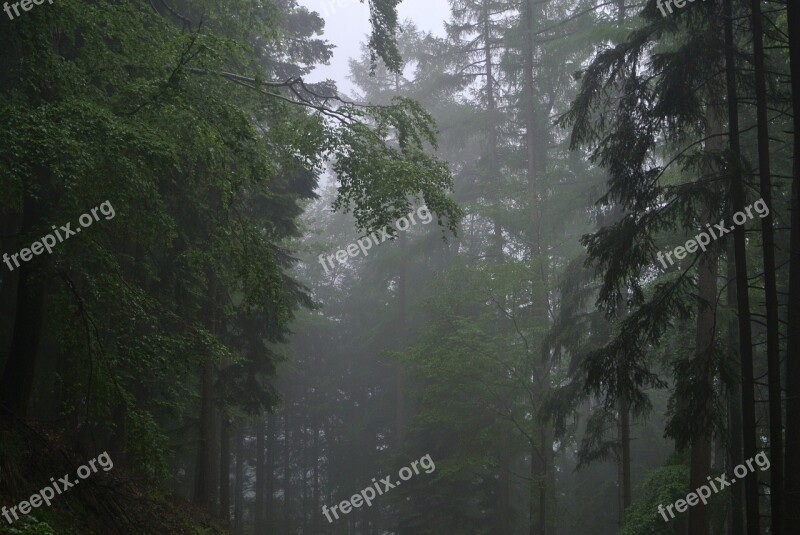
[296,0,451,95]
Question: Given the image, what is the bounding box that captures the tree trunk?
[619,397,631,527]
[194,360,215,508]
[283,410,292,534]
[498,431,511,535]
[0,196,47,418]
[522,0,551,531]
[301,412,308,534]
[219,415,231,524]
[786,2,800,526]
[688,237,718,535]
[482,0,503,259]
[528,428,540,535]
[727,241,745,535]
[688,97,724,535]
[784,1,800,526]
[786,166,800,526]
[395,73,408,456]
[723,0,760,530]
[312,415,320,535]
[612,4,630,530]
[539,426,548,534]
[483,6,511,528]
[748,0,784,530]
[523,0,539,253]
[255,414,266,532]
[267,412,277,532]
[0,211,20,363]
[234,421,244,535]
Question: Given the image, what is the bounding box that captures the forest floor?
[0,411,229,535]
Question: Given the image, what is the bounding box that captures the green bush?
[620,464,689,535]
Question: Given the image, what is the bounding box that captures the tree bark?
[747,0,784,530]
[255,414,266,531]
[234,421,244,535]
[727,240,745,535]
[301,412,309,534]
[619,397,631,527]
[783,0,800,529]
[266,412,277,532]
[614,4,630,529]
[523,0,539,254]
[688,237,718,535]
[193,360,215,508]
[522,0,551,532]
[283,410,292,534]
[688,97,724,535]
[723,0,760,530]
[482,0,503,259]
[219,415,231,524]
[0,211,20,364]
[396,232,407,452]
[0,196,47,418]
[498,431,511,535]
[312,414,320,535]
[395,73,408,456]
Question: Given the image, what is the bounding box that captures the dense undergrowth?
[0,412,228,535]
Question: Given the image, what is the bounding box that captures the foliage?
[619,464,689,535]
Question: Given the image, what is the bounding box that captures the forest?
[0,0,797,533]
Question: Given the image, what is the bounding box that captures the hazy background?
[297,0,450,94]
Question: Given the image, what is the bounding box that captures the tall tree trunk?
[522,0,550,532]
[312,415,320,535]
[219,415,231,524]
[482,0,502,259]
[713,433,728,534]
[301,413,309,534]
[723,0,760,530]
[395,73,408,457]
[234,422,244,535]
[727,241,745,535]
[528,443,539,535]
[396,231,407,452]
[0,196,47,418]
[547,433,557,535]
[0,211,20,363]
[688,233,718,535]
[266,412,277,532]
[283,410,292,534]
[210,406,220,513]
[194,360,215,507]
[529,429,549,535]
[688,99,724,535]
[255,415,266,532]
[498,432,511,535]
[611,5,630,530]
[537,427,548,534]
[748,0,784,530]
[618,397,631,527]
[784,1,800,526]
[483,6,511,528]
[523,0,539,254]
